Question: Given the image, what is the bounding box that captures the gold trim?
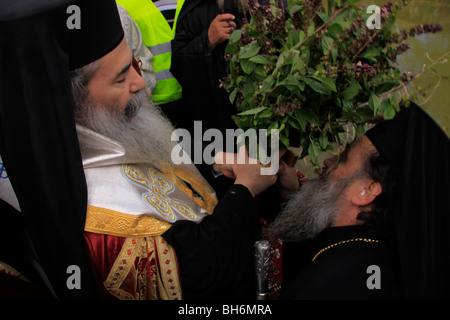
[0,261,29,283]
[85,205,172,237]
[103,237,182,300]
[171,166,218,215]
[312,238,379,262]
[154,237,183,300]
[122,164,198,222]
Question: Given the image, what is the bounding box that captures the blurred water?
[363,0,450,135]
[296,0,450,177]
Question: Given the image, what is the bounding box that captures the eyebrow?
[112,60,132,81]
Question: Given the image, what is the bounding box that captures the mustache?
[123,90,146,120]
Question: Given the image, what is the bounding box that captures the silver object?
[254,240,271,300]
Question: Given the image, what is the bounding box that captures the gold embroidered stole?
[84,164,218,300]
[103,236,182,300]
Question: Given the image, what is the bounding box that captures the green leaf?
[341,81,362,100]
[316,11,329,23]
[268,121,279,131]
[308,137,321,164]
[258,76,275,94]
[290,4,302,14]
[294,108,319,129]
[298,30,305,44]
[362,47,381,62]
[236,106,267,116]
[302,108,319,126]
[229,29,242,45]
[375,81,396,95]
[288,117,301,130]
[313,76,337,92]
[327,22,343,39]
[249,55,271,65]
[294,109,306,131]
[278,75,301,88]
[280,133,290,149]
[258,107,274,118]
[239,42,261,59]
[229,88,238,104]
[319,134,329,150]
[303,77,330,95]
[320,36,334,55]
[307,22,315,37]
[383,105,396,120]
[369,92,381,115]
[240,59,257,74]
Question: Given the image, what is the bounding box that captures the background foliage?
[222,0,443,166]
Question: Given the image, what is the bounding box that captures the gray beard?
[265,175,355,242]
[74,90,177,172]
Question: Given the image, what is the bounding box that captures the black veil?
[366,101,450,299]
[0,0,123,299]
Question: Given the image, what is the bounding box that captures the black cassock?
[170,0,245,136]
[280,102,450,300]
[280,225,403,300]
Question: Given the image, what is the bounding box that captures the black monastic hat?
[68,0,124,70]
[366,102,450,299]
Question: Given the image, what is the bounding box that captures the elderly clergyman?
[64,0,299,300]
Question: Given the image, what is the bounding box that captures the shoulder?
[281,240,403,299]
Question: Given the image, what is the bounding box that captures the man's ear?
[352,181,382,207]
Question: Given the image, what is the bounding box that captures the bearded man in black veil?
[266,102,450,299]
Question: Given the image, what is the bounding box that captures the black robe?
[280,225,403,300]
[162,184,260,300]
[170,0,245,136]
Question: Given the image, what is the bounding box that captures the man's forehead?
[340,135,375,160]
[93,38,132,76]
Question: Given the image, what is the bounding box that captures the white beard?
[74,90,177,172]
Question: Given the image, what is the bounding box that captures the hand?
[276,160,300,199]
[234,145,277,197]
[208,14,236,51]
[212,151,237,179]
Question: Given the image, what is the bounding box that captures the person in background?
[116,0,186,128]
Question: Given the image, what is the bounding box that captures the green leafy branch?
[222,0,445,166]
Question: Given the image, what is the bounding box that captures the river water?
[363,0,450,135]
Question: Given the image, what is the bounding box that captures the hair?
[69,61,100,116]
[357,137,395,227]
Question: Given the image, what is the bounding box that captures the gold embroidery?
[170,166,218,215]
[85,205,172,237]
[154,237,182,300]
[0,261,29,283]
[103,236,182,300]
[122,164,198,222]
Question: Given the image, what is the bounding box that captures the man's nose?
[129,66,146,93]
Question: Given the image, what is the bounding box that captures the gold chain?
[311,238,379,262]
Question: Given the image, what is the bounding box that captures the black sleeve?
[170,2,213,88]
[162,184,259,299]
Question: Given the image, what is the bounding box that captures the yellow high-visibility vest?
[117,0,183,105]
